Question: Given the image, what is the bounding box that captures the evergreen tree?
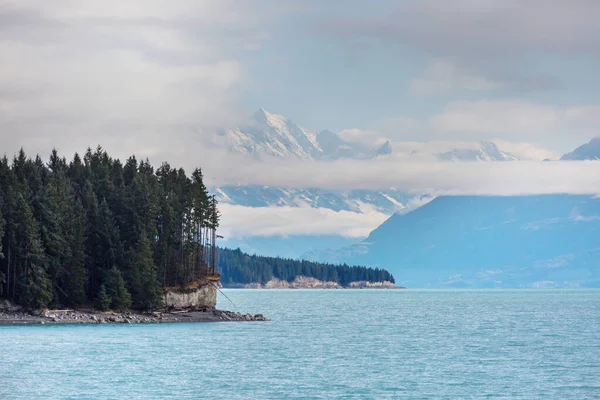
[105,267,131,311]
[0,199,5,296]
[14,193,52,309]
[131,231,162,310]
[62,198,87,306]
[95,284,111,311]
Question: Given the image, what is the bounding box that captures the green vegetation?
[217,247,395,287]
[0,147,218,310]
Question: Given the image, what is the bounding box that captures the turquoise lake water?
[1,289,599,399]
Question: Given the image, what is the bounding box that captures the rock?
[254,314,265,321]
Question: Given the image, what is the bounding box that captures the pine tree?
[96,284,111,311]
[14,193,52,309]
[106,267,131,311]
[0,199,5,296]
[63,198,87,306]
[131,232,163,310]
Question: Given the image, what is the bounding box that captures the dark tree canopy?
[217,247,395,287]
[0,147,218,310]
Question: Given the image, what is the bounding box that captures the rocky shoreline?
[0,305,267,325]
[225,277,399,289]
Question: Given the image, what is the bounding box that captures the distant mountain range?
[213,108,390,160]
[438,141,519,162]
[211,109,599,267]
[304,195,600,288]
[212,109,532,217]
[561,137,600,160]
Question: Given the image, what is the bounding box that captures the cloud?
[430,100,600,142]
[335,98,598,153]
[429,100,560,136]
[491,140,559,161]
[0,1,284,159]
[320,0,600,58]
[338,128,387,146]
[410,60,504,96]
[218,204,389,238]
[318,0,600,94]
[410,59,558,96]
[204,155,600,196]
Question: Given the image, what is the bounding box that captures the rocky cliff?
[164,276,219,310]
[239,276,396,289]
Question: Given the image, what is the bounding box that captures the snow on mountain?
[561,137,600,160]
[438,141,519,162]
[217,109,321,159]
[212,185,415,215]
[218,109,387,160]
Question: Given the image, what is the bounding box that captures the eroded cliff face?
[164,284,217,310]
[241,276,397,289]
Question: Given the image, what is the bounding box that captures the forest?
[217,247,395,287]
[0,147,218,311]
[0,147,395,312]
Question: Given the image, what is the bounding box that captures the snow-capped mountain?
[214,185,418,214]
[438,141,519,162]
[561,137,600,160]
[215,109,388,160]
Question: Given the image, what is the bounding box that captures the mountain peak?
[223,108,394,160]
[375,140,392,156]
[253,108,287,127]
[438,141,518,162]
[561,137,600,160]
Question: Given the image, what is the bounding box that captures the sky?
[1,0,600,240]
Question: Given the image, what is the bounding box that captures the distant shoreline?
[221,277,399,289]
[222,285,407,289]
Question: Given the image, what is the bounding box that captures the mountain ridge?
[303,194,600,288]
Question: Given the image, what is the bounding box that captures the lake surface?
[2,289,599,399]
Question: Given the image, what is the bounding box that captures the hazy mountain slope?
[307,195,600,288]
[561,137,600,160]
[213,185,415,214]
[438,141,519,161]
[218,234,361,260]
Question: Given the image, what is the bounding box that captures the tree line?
[0,147,218,311]
[217,247,395,287]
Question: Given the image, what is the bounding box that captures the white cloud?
[319,0,598,94]
[205,155,600,196]
[492,139,559,161]
[322,0,600,58]
[0,1,281,159]
[338,128,386,146]
[410,60,504,96]
[429,101,600,145]
[429,100,560,136]
[218,204,389,238]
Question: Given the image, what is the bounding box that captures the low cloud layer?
[218,204,389,238]
[206,157,600,196]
